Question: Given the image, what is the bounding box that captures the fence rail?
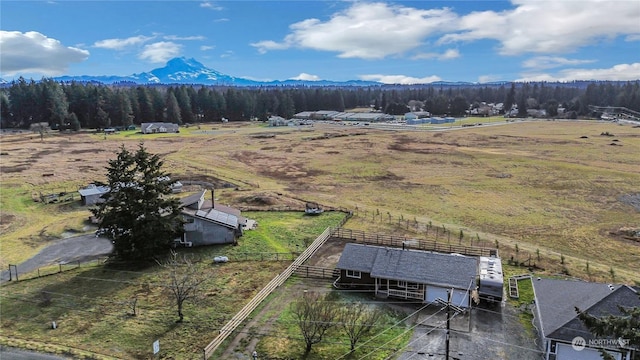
[331,228,498,257]
[291,265,339,279]
[229,252,299,262]
[4,258,108,283]
[202,227,333,359]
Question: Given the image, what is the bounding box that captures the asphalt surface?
[0,233,113,282]
[0,346,71,360]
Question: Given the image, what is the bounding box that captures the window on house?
[185,218,195,223]
[397,280,407,288]
[346,270,361,279]
[407,282,419,290]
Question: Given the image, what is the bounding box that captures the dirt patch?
[68,148,107,154]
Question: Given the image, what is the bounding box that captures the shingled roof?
[532,278,640,342]
[337,243,477,290]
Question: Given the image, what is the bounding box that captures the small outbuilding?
[336,243,477,307]
[178,190,245,247]
[78,184,110,206]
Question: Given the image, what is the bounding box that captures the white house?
[141,122,179,134]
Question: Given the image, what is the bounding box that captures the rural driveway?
[0,346,71,360]
[0,234,113,282]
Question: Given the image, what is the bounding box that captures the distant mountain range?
[3,57,628,88]
[47,57,390,87]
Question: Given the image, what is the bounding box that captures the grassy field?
[259,292,413,360]
[1,118,639,357]
[0,211,347,359]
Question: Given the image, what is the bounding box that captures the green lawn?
[0,211,346,359]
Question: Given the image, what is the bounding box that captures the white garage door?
[556,343,622,360]
[425,286,449,304]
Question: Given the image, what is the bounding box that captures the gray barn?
[178,190,244,247]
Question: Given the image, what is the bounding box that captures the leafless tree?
[158,250,206,323]
[291,291,339,354]
[339,302,383,352]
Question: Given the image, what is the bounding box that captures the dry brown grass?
[1,120,639,281]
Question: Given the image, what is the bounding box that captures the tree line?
[1,78,639,130]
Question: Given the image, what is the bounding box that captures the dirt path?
[219,279,319,359]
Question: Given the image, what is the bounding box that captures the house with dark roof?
[336,243,477,307]
[178,190,245,247]
[532,278,639,360]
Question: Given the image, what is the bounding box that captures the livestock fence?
[330,227,498,258]
[202,226,333,359]
[228,252,300,262]
[4,257,108,283]
[291,265,339,279]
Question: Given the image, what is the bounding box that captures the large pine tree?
[92,144,184,262]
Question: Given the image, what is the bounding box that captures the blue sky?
[1,0,639,84]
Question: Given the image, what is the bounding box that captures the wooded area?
[1,78,638,130]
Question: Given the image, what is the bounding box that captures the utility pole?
[436,289,464,360]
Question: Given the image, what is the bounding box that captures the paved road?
[0,346,71,360]
[0,234,113,282]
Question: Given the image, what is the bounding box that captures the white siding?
[556,343,622,360]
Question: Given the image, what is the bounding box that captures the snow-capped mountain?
[46,57,381,87]
[137,57,243,85]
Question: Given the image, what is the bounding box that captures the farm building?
[78,184,110,206]
[532,278,639,360]
[293,110,395,122]
[140,122,179,134]
[268,116,288,127]
[178,190,245,247]
[406,118,432,125]
[404,111,431,121]
[336,243,477,307]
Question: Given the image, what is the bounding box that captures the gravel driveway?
[0,234,113,282]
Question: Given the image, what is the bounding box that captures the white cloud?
[518,63,640,82]
[412,48,460,60]
[93,35,152,50]
[200,45,215,51]
[0,31,89,76]
[138,42,182,63]
[200,2,223,10]
[252,2,458,59]
[289,73,321,81]
[626,34,640,41]
[220,50,234,58]
[478,75,501,83]
[250,40,291,54]
[522,56,595,70]
[439,0,640,55]
[214,18,229,23]
[164,35,205,41]
[359,74,442,84]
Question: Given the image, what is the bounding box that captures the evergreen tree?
[92,144,184,262]
[504,83,516,114]
[165,91,182,124]
[0,92,12,128]
[576,302,640,360]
